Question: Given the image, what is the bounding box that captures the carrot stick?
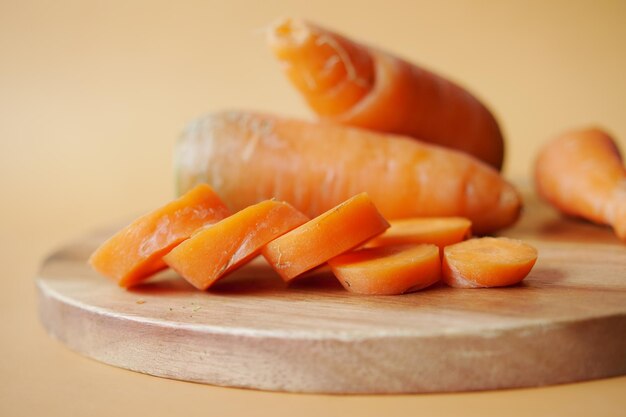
[176,111,521,235]
[328,244,441,295]
[442,237,538,288]
[267,17,505,170]
[163,200,309,290]
[534,127,626,241]
[262,193,389,282]
[365,217,471,249]
[89,184,230,287]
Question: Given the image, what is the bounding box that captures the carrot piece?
[534,127,626,241]
[267,18,504,170]
[163,200,308,290]
[262,193,390,282]
[176,111,521,235]
[89,184,230,287]
[328,244,441,295]
[442,237,538,288]
[365,217,471,249]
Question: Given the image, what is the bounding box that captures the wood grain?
[36,191,626,393]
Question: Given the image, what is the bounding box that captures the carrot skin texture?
[328,244,441,295]
[268,18,504,170]
[365,217,472,249]
[176,111,521,235]
[442,237,538,288]
[163,200,309,290]
[89,184,230,287]
[534,127,626,241]
[262,193,390,282]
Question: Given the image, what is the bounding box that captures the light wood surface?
[36,190,626,393]
[3,0,626,415]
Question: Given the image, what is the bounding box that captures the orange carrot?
[89,184,230,287]
[328,244,441,295]
[267,17,505,170]
[365,217,471,249]
[534,127,626,241]
[176,111,521,235]
[163,200,308,290]
[442,237,537,288]
[262,193,389,282]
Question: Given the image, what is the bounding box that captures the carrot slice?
[163,200,308,290]
[365,217,471,249]
[328,244,441,295]
[89,184,230,287]
[262,193,390,282]
[442,237,538,288]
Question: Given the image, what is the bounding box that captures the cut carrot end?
[262,192,390,282]
[267,18,375,115]
[365,217,472,249]
[163,200,309,290]
[89,184,230,288]
[329,244,441,295]
[442,237,538,288]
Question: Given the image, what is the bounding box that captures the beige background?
[1,0,625,416]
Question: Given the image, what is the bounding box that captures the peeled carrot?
[262,193,389,282]
[328,244,441,295]
[534,127,626,241]
[267,17,505,170]
[365,217,471,249]
[442,237,537,288]
[89,184,230,287]
[176,111,521,235]
[163,199,308,290]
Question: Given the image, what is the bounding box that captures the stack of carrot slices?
[90,184,538,295]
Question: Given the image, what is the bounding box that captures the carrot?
[176,111,521,235]
[163,199,308,290]
[442,237,538,288]
[328,244,441,295]
[267,17,505,170]
[534,127,626,241]
[262,193,389,282]
[89,184,230,287]
[365,217,471,249]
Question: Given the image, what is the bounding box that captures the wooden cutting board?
[36,190,626,394]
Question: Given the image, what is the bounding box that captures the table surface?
[2,1,625,416]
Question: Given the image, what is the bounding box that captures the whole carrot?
[534,127,626,241]
[176,111,521,235]
[267,17,505,170]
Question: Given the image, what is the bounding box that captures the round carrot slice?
[442,237,538,288]
[262,193,389,281]
[328,244,441,295]
[365,217,471,249]
[163,200,309,290]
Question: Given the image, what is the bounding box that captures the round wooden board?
[36,192,626,394]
